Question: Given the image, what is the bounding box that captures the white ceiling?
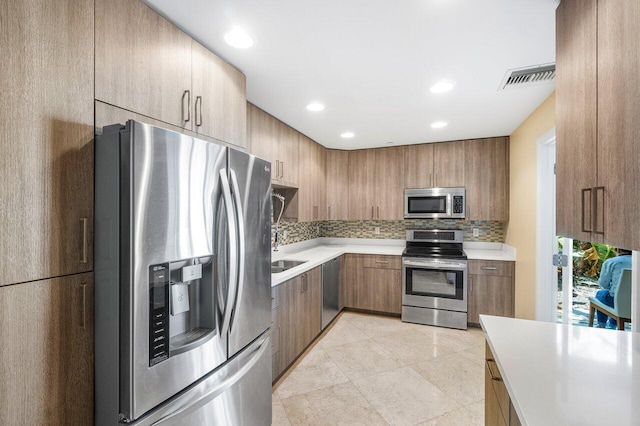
[143,0,557,150]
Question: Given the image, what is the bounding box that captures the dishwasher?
[322,257,340,330]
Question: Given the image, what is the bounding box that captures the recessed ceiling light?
[340,132,354,138]
[431,121,448,129]
[223,27,254,49]
[430,80,455,93]
[306,103,325,112]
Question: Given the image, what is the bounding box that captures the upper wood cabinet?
[96,0,246,148]
[326,150,350,220]
[191,42,247,148]
[298,135,327,221]
[0,274,94,425]
[556,0,598,243]
[556,0,640,249]
[95,0,192,130]
[465,137,509,221]
[247,103,299,186]
[348,147,405,220]
[405,144,435,188]
[433,140,466,188]
[0,0,94,287]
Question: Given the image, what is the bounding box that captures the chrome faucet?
[272,192,285,251]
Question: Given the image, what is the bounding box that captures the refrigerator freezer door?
[227,150,272,357]
[125,122,229,420]
[130,334,272,426]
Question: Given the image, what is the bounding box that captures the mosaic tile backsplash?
[272,219,505,246]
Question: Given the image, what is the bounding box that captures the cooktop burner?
[403,229,466,259]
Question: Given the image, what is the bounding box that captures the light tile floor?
[272,311,485,426]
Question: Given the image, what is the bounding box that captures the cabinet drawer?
[469,260,514,277]
[363,255,401,270]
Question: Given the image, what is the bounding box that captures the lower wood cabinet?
[271,266,322,382]
[342,254,402,315]
[485,343,521,426]
[0,273,94,425]
[468,260,515,326]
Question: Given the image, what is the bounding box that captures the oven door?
[402,257,467,312]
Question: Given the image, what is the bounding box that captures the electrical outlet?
[316,225,319,233]
[473,228,480,237]
[283,230,288,239]
[374,227,381,235]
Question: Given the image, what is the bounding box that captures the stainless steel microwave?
[404,187,466,219]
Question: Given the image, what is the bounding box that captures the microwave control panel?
[453,196,464,214]
[149,263,170,366]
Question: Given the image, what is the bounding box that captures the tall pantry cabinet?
[0,0,95,424]
[556,0,640,250]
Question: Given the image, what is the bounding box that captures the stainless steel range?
[401,229,468,330]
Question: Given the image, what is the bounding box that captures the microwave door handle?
[219,169,238,338]
[228,169,245,333]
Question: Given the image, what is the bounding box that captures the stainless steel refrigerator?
[94,121,272,425]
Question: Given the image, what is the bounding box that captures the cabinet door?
[405,144,435,188]
[275,121,299,186]
[468,274,515,324]
[326,150,350,220]
[485,363,507,426]
[375,146,405,220]
[555,0,598,242]
[341,254,361,308]
[348,150,376,220]
[316,145,327,221]
[0,0,94,287]
[297,135,316,222]
[433,140,465,187]
[363,267,402,314]
[0,274,94,425]
[95,0,192,130]
[465,138,509,221]
[247,104,275,179]
[303,267,323,345]
[191,41,247,148]
[276,277,299,374]
[597,0,640,250]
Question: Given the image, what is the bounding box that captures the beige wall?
[506,92,556,320]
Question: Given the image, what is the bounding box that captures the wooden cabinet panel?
[191,42,247,148]
[348,150,377,220]
[326,150,350,220]
[375,146,405,220]
[433,140,465,187]
[302,267,322,347]
[341,254,362,309]
[485,363,507,426]
[247,104,275,178]
[363,268,402,315]
[297,135,316,221]
[95,0,192,130]
[275,121,299,186]
[0,274,94,425]
[468,274,515,325]
[363,255,402,270]
[596,0,640,250]
[486,343,521,426]
[316,146,327,221]
[465,138,509,221]
[555,0,598,242]
[468,260,515,277]
[0,0,94,286]
[405,143,434,188]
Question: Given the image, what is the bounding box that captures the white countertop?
[270,238,515,286]
[481,315,640,426]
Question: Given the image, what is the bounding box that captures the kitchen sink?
[271,259,307,273]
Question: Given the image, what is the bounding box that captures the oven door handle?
[402,259,467,270]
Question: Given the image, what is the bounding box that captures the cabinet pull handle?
[377,206,379,219]
[274,161,279,179]
[281,162,285,180]
[80,283,87,329]
[195,96,203,127]
[80,218,88,263]
[182,90,191,123]
[371,206,374,219]
[328,206,331,220]
[581,188,593,233]
[429,173,432,187]
[435,173,438,187]
[482,266,498,271]
[593,186,605,235]
[469,276,473,292]
[486,359,502,382]
[375,260,390,264]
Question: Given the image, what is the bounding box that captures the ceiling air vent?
[498,63,556,90]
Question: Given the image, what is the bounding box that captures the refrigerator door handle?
[228,169,246,332]
[219,169,238,338]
